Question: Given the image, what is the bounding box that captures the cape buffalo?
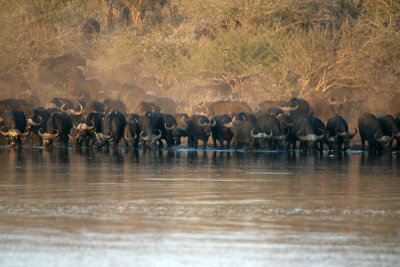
[210,114,233,149]
[138,112,162,151]
[257,114,286,150]
[96,111,126,149]
[225,120,269,150]
[186,115,212,149]
[326,115,357,153]
[0,110,29,147]
[40,112,72,149]
[378,115,400,150]
[358,113,391,155]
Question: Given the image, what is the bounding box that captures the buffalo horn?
[62,103,83,116]
[77,91,85,99]
[298,133,317,141]
[154,129,162,140]
[279,103,299,112]
[139,131,151,141]
[27,116,42,126]
[349,128,357,138]
[164,122,176,131]
[210,119,216,127]
[251,128,267,139]
[223,121,235,128]
[376,134,391,143]
[198,119,209,127]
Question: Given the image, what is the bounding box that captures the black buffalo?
[138,112,162,151]
[0,110,29,147]
[257,114,286,150]
[96,111,126,149]
[174,113,189,145]
[39,112,72,148]
[225,120,269,150]
[186,115,212,149]
[326,115,357,153]
[287,115,324,153]
[210,114,233,149]
[68,112,104,148]
[26,108,51,146]
[279,98,310,120]
[163,114,187,147]
[358,113,391,155]
[123,121,140,149]
[311,116,327,154]
[378,115,400,150]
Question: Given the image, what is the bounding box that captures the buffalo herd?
[0,96,399,156]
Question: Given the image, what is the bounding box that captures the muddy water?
[0,148,399,266]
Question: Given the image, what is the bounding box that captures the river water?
[0,148,399,266]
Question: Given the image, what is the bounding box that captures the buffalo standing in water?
[186,115,212,149]
[40,112,72,149]
[358,113,391,155]
[96,111,126,150]
[0,110,29,147]
[326,115,357,153]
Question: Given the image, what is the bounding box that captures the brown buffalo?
[205,101,252,117]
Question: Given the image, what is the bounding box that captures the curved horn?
[156,79,163,88]
[102,132,112,140]
[250,128,264,139]
[279,103,299,112]
[164,122,176,131]
[178,122,187,130]
[0,128,12,136]
[27,116,42,127]
[39,128,45,137]
[50,129,59,139]
[329,97,337,105]
[376,135,391,143]
[86,120,95,131]
[223,121,235,128]
[103,103,108,112]
[124,134,135,141]
[210,119,216,127]
[298,132,317,141]
[198,118,209,127]
[61,103,68,112]
[139,131,152,141]
[154,129,162,140]
[69,103,84,116]
[263,130,273,139]
[78,91,85,99]
[349,128,357,138]
[21,129,30,137]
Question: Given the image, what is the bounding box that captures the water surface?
[0,149,399,266]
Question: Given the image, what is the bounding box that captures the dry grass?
[0,0,399,112]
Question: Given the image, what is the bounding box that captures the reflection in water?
[0,149,399,266]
